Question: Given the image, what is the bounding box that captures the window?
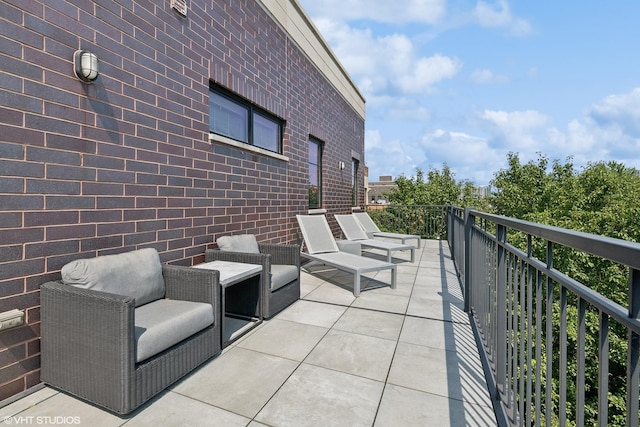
[309,138,322,209]
[209,85,283,154]
[351,159,359,206]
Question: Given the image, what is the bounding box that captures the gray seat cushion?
[134,299,214,363]
[217,234,260,253]
[270,264,298,291]
[61,248,165,307]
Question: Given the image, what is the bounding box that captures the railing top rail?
[470,209,640,270]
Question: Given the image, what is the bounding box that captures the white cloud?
[313,19,461,96]
[587,88,640,137]
[470,68,509,84]
[300,0,446,25]
[397,54,462,93]
[474,0,532,36]
[480,109,553,150]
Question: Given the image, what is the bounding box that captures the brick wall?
[0,0,364,401]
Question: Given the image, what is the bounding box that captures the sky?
[297,0,640,185]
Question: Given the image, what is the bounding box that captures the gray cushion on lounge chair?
[270,264,299,291]
[217,235,260,254]
[61,248,165,307]
[134,299,214,362]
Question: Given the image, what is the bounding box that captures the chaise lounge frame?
[296,214,396,297]
[353,211,421,248]
[335,214,415,262]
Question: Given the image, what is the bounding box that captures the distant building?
[473,185,492,198]
[367,176,396,205]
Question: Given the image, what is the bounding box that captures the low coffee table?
[194,260,262,347]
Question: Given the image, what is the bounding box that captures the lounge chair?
[296,214,396,297]
[334,214,415,262]
[353,211,421,248]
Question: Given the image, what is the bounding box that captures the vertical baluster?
[598,311,609,427]
[576,298,586,426]
[560,286,567,426]
[497,223,507,404]
[627,268,640,427]
[546,242,554,427]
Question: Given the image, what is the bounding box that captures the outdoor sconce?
[339,161,345,170]
[74,50,99,83]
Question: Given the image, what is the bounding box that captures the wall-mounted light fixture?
[339,161,345,170]
[74,50,99,83]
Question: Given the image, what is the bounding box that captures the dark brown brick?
[24,210,78,227]
[26,147,81,165]
[0,177,23,193]
[0,259,45,281]
[46,164,95,181]
[45,196,95,210]
[0,124,44,146]
[26,179,81,195]
[25,240,79,258]
[45,134,96,153]
[0,377,24,402]
[46,224,95,240]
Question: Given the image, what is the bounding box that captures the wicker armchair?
[206,240,300,318]
[41,251,221,415]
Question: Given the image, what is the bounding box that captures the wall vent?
[171,0,187,16]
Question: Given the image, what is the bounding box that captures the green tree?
[387,164,490,209]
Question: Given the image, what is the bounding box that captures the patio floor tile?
[255,364,384,427]
[304,329,397,381]
[375,384,497,427]
[236,318,328,361]
[301,281,357,305]
[274,299,347,328]
[387,341,493,408]
[2,392,123,427]
[350,290,410,314]
[171,347,299,418]
[332,307,404,341]
[125,391,250,427]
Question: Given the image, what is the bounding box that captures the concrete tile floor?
[0,240,497,426]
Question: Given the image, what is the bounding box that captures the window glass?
[209,92,248,142]
[309,139,321,209]
[253,112,280,152]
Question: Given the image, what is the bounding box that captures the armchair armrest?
[258,243,300,267]
[163,264,219,306]
[205,249,269,270]
[40,281,136,403]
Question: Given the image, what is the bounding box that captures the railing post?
[628,268,640,427]
[496,222,507,403]
[447,204,452,250]
[464,207,474,313]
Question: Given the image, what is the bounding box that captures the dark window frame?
[209,84,284,154]
[351,158,359,207]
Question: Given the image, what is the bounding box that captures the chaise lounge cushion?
[60,248,165,307]
[217,234,260,254]
[270,264,299,291]
[134,299,214,362]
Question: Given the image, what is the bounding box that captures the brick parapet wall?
[0,0,364,401]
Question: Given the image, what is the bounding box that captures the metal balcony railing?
[367,204,640,426]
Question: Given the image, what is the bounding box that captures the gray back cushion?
[61,248,165,307]
[217,234,260,253]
